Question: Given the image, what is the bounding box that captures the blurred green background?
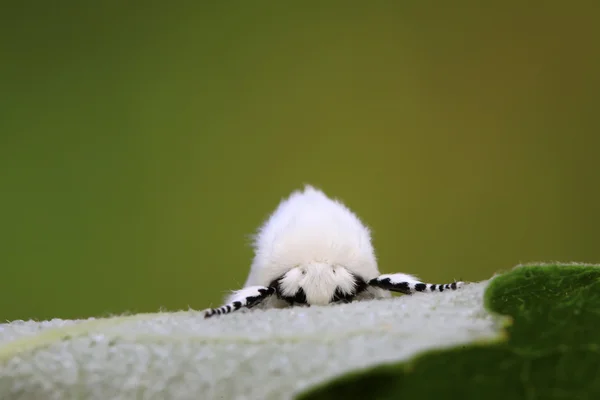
[1,2,598,322]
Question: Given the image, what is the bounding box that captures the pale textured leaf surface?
[0,280,504,400]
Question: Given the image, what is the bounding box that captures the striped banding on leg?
[204,286,275,318]
[368,273,465,295]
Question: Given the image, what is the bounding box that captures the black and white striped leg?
[368,273,465,295]
[204,286,275,318]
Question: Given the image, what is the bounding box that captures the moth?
[205,185,465,318]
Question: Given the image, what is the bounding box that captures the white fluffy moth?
[205,185,465,318]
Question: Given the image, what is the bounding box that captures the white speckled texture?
[0,279,505,400]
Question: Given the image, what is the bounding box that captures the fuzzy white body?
[227,185,390,307]
[205,185,465,318]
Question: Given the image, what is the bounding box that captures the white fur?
[378,273,421,285]
[229,184,389,305]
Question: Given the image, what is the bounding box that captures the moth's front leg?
[204,285,275,318]
[368,273,465,294]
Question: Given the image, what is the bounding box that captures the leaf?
[298,263,600,400]
[0,274,501,399]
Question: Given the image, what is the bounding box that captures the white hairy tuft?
[378,273,421,285]
[232,185,384,305]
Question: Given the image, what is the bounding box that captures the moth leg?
[204,285,275,318]
[368,273,465,295]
